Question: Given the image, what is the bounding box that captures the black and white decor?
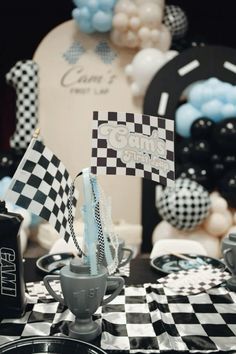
[5,138,77,242]
[91,111,175,186]
[6,60,39,150]
[0,282,235,352]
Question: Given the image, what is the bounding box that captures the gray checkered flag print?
[6,60,39,150]
[4,138,78,242]
[91,111,175,186]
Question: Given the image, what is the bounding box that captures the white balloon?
[125,48,177,97]
[115,0,132,13]
[152,221,220,258]
[113,12,129,31]
[138,26,151,40]
[125,30,139,48]
[129,16,141,30]
[155,24,172,52]
[203,212,231,237]
[138,2,163,29]
[110,29,124,46]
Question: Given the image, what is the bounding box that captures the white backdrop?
[33,20,142,224]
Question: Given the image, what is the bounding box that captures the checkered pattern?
[163,5,188,40]
[95,41,117,64]
[63,42,85,64]
[4,138,77,242]
[157,178,211,230]
[158,265,231,295]
[26,263,130,301]
[6,60,39,150]
[91,111,175,186]
[1,282,236,352]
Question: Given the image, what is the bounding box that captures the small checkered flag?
[4,136,78,244]
[91,111,175,186]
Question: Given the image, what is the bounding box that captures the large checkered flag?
[4,135,79,246]
[91,111,175,186]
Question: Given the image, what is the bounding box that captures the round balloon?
[175,138,193,163]
[163,5,188,40]
[179,164,213,191]
[191,139,211,162]
[213,117,236,152]
[218,169,236,208]
[190,117,215,140]
[156,178,211,230]
[210,153,225,181]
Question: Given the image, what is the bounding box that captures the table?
[1,258,236,354]
[23,257,160,285]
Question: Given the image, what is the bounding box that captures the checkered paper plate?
[1,282,236,352]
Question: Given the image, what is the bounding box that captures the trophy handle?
[119,247,133,268]
[223,248,234,273]
[43,275,65,305]
[102,276,124,305]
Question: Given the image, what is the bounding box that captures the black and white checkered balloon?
[6,60,39,150]
[163,5,188,40]
[156,178,211,230]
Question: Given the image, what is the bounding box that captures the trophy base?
[68,318,101,342]
[226,276,236,291]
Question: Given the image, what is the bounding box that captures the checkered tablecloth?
[0,282,236,353]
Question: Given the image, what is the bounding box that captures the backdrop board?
[33,20,142,224]
[142,45,236,252]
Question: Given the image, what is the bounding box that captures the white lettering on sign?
[0,248,17,297]
[99,123,170,174]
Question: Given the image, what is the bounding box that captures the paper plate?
[150,254,225,275]
[0,336,107,354]
[36,252,74,274]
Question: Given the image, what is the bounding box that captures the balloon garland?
[72,0,188,50]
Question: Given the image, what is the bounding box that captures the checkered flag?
[4,137,78,243]
[91,111,175,186]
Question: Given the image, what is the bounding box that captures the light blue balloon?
[212,82,232,103]
[79,6,91,20]
[206,77,221,87]
[176,103,202,138]
[87,0,99,13]
[188,83,204,109]
[201,86,214,103]
[72,8,81,22]
[221,103,236,119]
[0,176,11,198]
[92,10,113,32]
[201,99,223,122]
[79,19,95,33]
[99,0,116,11]
[226,86,236,105]
[73,0,87,7]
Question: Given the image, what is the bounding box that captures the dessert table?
[0,257,235,354]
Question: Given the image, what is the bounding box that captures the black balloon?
[210,153,225,180]
[176,139,193,163]
[190,117,215,139]
[213,118,236,152]
[191,139,211,162]
[218,169,236,208]
[224,154,236,169]
[11,148,25,174]
[0,152,14,179]
[179,164,213,191]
